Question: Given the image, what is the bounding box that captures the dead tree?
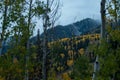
[42,0,61,80]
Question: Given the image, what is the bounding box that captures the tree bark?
[92,0,106,80]
[101,0,106,38]
[42,0,49,79]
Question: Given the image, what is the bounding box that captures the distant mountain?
[31,18,101,42]
[72,18,101,34]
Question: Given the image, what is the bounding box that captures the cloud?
[58,0,101,25]
[34,0,101,35]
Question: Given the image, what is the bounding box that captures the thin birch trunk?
[92,0,106,80]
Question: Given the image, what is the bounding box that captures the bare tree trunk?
[114,0,118,27]
[42,0,60,79]
[101,0,106,38]
[92,0,106,80]
[25,0,32,79]
[43,24,47,80]
[42,0,49,79]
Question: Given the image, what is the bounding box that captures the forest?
[0,0,120,80]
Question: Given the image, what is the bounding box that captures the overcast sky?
[58,0,101,25]
[35,0,101,35]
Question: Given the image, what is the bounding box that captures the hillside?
[47,33,100,79]
[31,18,101,42]
[43,18,101,41]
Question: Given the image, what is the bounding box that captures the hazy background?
[35,0,101,35]
[59,0,101,25]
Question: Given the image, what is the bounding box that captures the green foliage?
[47,68,57,80]
[0,0,44,79]
[95,27,120,79]
[107,0,120,19]
[0,1,100,79]
[33,1,45,18]
[71,55,92,80]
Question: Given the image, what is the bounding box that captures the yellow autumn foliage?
[61,38,70,42]
[62,72,71,80]
[67,45,71,50]
[67,60,73,66]
[68,50,74,59]
[78,48,84,55]
[48,43,51,47]
[75,40,80,45]
[0,77,4,80]
[60,53,65,58]
[68,50,73,56]
[82,37,85,41]
[57,66,64,71]
[13,57,18,64]
[95,34,100,39]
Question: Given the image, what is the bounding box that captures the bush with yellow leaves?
[67,60,73,66]
[60,53,65,58]
[62,72,71,80]
[0,76,4,80]
[78,48,85,55]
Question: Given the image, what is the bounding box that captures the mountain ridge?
[31,18,101,42]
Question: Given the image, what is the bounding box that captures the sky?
[35,0,101,35]
[58,0,101,25]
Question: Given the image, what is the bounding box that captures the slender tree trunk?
[25,0,32,80]
[28,0,32,36]
[101,0,106,38]
[43,25,47,80]
[92,0,106,80]
[36,29,43,79]
[42,0,49,79]
[42,0,60,79]
[114,0,118,27]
